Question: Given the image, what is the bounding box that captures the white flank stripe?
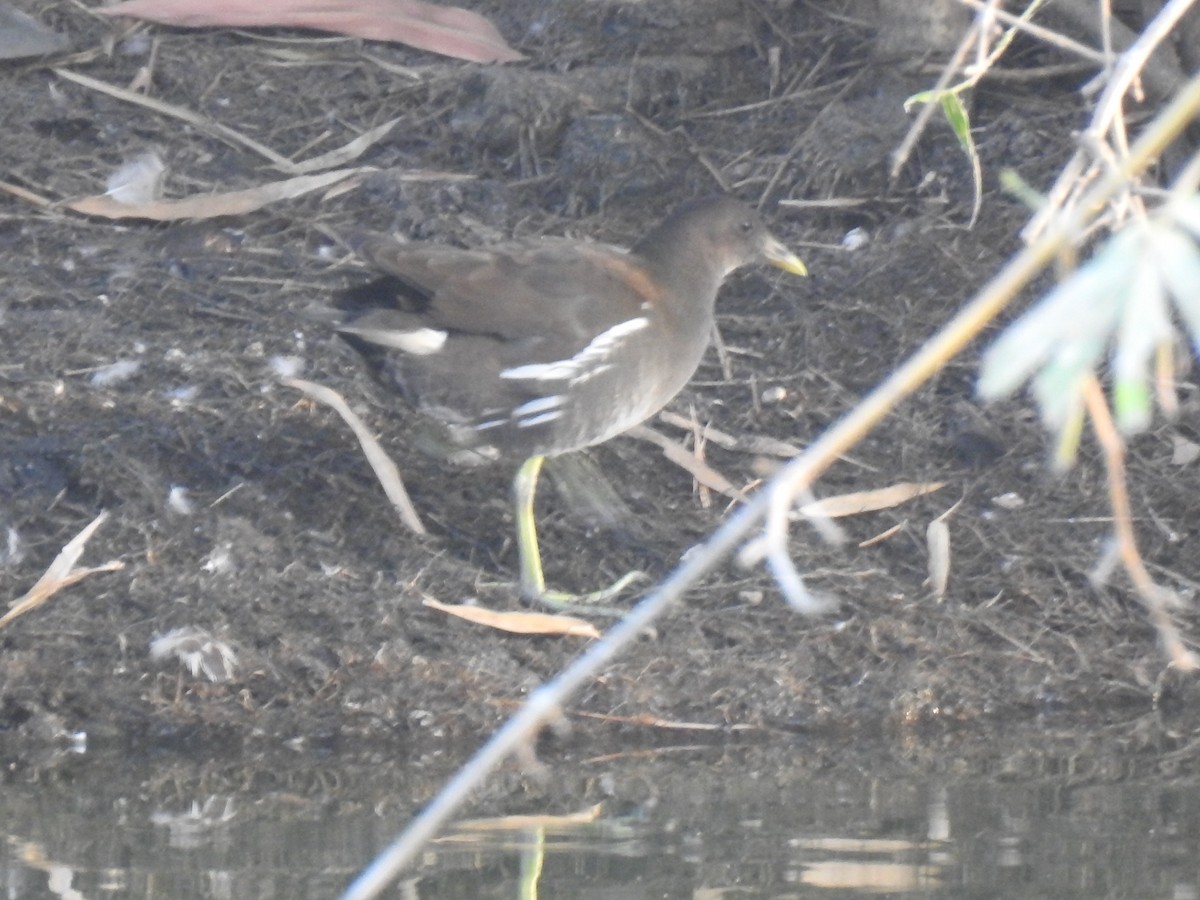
[517,411,562,428]
[501,316,649,382]
[512,395,564,417]
[570,362,612,386]
[501,359,575,381]
[348,326,447,355]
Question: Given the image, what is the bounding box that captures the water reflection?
[4,725,1200,898]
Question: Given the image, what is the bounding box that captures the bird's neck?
[630,228,726,314]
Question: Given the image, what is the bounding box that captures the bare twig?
[290,117,403,174]
[1024,0,1200,241]
[283,377,425,535]
[53,68,299,172]
[625,424,741,501]
[956,0,1106,64]
[1080,375,1198,669]
[889,6,983,180]
[657,409,804,457]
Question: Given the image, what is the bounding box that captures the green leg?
[514,455,548,602]
[512,455,645,610]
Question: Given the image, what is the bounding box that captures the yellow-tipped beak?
[763,235,808,276]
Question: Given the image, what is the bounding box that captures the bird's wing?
[354,237,658,358]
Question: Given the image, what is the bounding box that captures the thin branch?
[1080,375,1198,669]
[53,68,299,173]
[1025,0,1199,241]
[283,378,425,535]
[956,0,1106,63]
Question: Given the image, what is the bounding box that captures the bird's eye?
[737,220,755,235]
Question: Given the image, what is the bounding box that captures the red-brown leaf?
[97,0,525,63]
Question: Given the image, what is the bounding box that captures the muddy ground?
[3,0,1200,781]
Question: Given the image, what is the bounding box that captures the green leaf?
[1169,195,1200,238]
[1113,376,1153,433]
[1032,336,1105,428]
[999,168,1046,212]
[979,239,1130,402]
[1110,225,1170,433]
[1156,219,1200,352]
[940,93,982,227]
[980,200,1200,436]
[940,93,972,152]
[903,89,936,113]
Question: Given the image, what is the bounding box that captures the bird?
[330,195,807,606]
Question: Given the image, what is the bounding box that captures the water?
[3,722,1198,899]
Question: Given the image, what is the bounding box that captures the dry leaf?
[0,511,124,632]
[290,116,402,174]
[97,0,525,64]
[926,499,962,600]
[68,168,365,220]
[56,67,298,171]
[572,708,759,733]
[423,597,601,638]
[283,377,425,534]
[449,805,603,833]
[799,481,946,518]
[799,860,936,892]
[926,517,951,600]
[626,424,740,500]
[658,409,804,457]
[792,837,930,853]
[858,521,904,548]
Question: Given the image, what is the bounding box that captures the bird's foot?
[522,570,647,617]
